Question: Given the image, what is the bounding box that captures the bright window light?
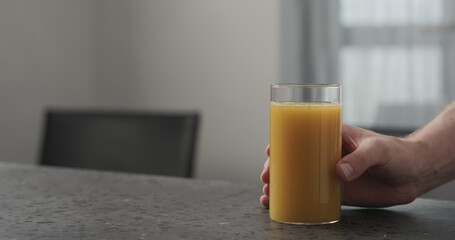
[340,0,443,26]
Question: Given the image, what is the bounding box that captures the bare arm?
[408,102,455,196]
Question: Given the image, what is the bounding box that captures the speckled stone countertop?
[0,163,454,239]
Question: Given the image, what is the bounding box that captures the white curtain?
[280,0,455,130]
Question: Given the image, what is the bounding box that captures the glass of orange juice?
[270,83,342,225]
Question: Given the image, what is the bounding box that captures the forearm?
[408,102,455,195]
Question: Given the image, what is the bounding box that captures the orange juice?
[270,101,341,224]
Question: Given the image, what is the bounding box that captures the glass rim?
[271,83,341,88]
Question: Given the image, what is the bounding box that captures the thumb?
[337,125,385,181]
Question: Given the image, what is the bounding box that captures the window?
[340,0,443,26]
[338,0,453,129]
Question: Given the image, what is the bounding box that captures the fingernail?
[339,163,354,179]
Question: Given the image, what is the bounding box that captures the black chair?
[40,110,199,178]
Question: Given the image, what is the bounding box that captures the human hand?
[260,124,422,208]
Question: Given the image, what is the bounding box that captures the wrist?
[404,135,430,196]
[406,129,455,196]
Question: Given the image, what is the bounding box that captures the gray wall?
[92,0,278,182]
[0,0,98,164]
[0,0,278,184]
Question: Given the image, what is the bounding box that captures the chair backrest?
[40,110,199,178]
